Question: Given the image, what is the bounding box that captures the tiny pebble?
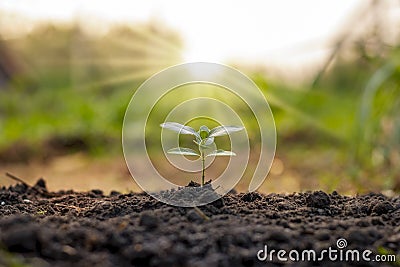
[23,199,32,203]
[1,201,5,205]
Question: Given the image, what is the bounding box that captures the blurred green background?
[0,0,399,194]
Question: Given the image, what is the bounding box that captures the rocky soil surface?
[0,180,399,266]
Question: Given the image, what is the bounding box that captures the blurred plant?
[160,122,244,186]
[354,57,400,189]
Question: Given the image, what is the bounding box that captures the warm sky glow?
[0,0,366,73]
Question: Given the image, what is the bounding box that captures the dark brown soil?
[0,180,399,267]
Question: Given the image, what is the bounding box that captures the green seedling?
[160,122,244,186]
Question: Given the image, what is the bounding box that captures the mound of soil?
[0,180,399,267]
[153,180,223,207]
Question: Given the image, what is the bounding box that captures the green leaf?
[160,122,199,137]
[206,149,236,157]
[198,125,210,139]
[209,125,244,137]
[167,147,200,156]
[202,137,214,146]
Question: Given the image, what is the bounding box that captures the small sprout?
[160,122,244,186]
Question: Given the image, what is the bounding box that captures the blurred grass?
[0,20,400,193]
[0,22,182,155]
[0,81,133,152]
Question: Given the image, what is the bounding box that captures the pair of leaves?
[167,147,236,157]
[161,122,243,158]
[160,122,244,138]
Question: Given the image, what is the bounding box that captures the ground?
[0,180,399,267]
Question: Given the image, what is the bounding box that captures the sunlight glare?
[0,0,363,67]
